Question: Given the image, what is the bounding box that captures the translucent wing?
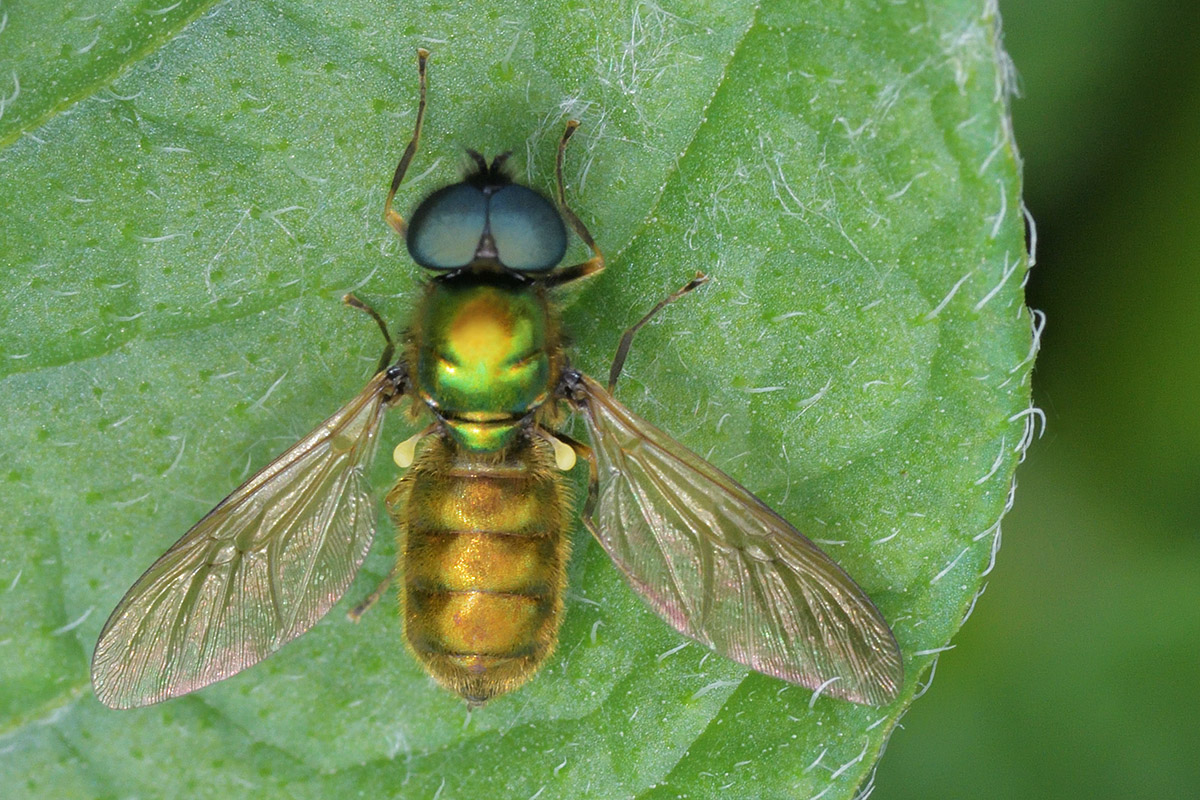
[574,374,903,705]
[92,372,396,708]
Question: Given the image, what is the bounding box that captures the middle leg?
[607,273,709,393]
[343,293,396,374]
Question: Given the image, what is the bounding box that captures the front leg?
[384,49,430,238]
[545,121,606,288]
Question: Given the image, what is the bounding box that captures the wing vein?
[576,374,902,705]
[91,374,393,708]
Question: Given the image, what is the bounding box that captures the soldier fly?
[92,51,903,708]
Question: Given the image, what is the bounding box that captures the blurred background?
[878,1,1200,797]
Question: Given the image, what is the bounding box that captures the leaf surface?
[0,0,1031,797]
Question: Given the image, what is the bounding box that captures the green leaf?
[0,0,1032,797]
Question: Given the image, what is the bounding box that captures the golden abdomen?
[388,435,569,704]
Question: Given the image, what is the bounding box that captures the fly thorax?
[415,281,552,451]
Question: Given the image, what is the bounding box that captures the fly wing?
[92,372,396,708]
[575,374,902,705]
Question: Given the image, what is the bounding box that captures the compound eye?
[488,185,567,273]
[407,183,488,270]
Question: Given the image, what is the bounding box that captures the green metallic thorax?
[413,276,558,451]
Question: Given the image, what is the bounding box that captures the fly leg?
[347,423,436,621]
[384,48,430,239]
[347,562,400,622]
[546,121,606,288]
[562,435,609,556]
[343,293,396,374]
[607,273,709,392]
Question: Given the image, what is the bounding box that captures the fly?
[92,50,903,709]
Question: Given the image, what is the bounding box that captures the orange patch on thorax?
[448,296,517,366]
